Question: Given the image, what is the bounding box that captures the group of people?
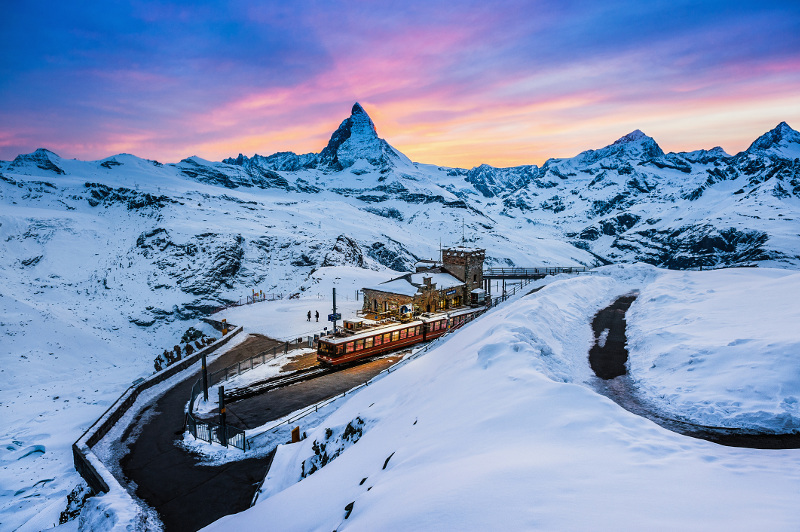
[153,337,216,372]
[307,310,320,322]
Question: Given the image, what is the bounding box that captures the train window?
[365,337,373,349]
[400,329,407,339]
[414,326,420,335]
[392,331,399,342]
[337,345,344,355]
[346,342,354,353]
[375,335,382,346]
[384,333,391,343]
[355,339,364,351]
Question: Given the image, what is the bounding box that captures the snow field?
[626,267,800,431]
[204,265,800,531]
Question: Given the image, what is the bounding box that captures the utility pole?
[219,386,227,447]
[202,350,209,401]
[332,287,338,334]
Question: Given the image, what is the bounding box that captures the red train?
[317,306,485,366]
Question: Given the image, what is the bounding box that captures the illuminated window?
[392,331,400,342]
[400,329,407,339]
[346,342,354,353]
[355,339,364,351]
[366,337,373,349]
[384,333,391,343]
[374,335,382,346]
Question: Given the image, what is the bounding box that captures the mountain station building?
[360,247,486,320]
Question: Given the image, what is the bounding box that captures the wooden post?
[291,426,300,443]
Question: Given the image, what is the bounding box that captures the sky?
[1,0,799,168]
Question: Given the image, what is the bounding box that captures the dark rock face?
[81,182,176,210]
[368,239,418,271]
[611,225,771,269]
[464,164,538,198]
[135,228,245,295]
[322,235,365,267]
[179,159,241,189]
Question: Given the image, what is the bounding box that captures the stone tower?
[442,247,485,294]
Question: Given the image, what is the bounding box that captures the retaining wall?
[72,327,243,503]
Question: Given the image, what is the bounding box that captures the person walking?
[315,310,319,322]
[307,310,311,322]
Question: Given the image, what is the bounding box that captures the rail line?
[225,366,334,401]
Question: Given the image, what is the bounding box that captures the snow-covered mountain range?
[1,103,799,527]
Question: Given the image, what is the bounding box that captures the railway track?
[224,347,414,403]
[225,365,334,402]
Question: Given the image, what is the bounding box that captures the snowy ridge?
[1,106,800,529]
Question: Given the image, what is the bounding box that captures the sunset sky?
[2,1,799,168]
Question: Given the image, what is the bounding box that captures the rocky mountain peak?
[573,129,664,166]
[9,147,65,175]
[318,102,409,170]
[612,129,649,145]
[746,121,800,157]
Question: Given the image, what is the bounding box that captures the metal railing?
[488,276,536,307]
[213,293,285,314]
[483,266,587,279]
[184,339,309,451]
[209,342,292,383]
[185,374,247,450]
[185,412,247,450]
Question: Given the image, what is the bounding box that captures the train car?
[317,318,426,366]
[317,306,486,366]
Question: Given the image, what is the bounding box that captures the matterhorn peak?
[317,102,410,170]
[612,129,650,145]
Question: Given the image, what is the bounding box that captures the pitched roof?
[363,268,464,297]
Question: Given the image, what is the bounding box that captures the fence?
[185,370,248,451]
[489,276,535,307]
[185,411,247,450]
[483,266,587,279]
[209,341,292,383]
[213,292,284,314]
[184,340,307,451]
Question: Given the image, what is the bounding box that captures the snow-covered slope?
[204,265,800,532]
[1,104,799,529]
